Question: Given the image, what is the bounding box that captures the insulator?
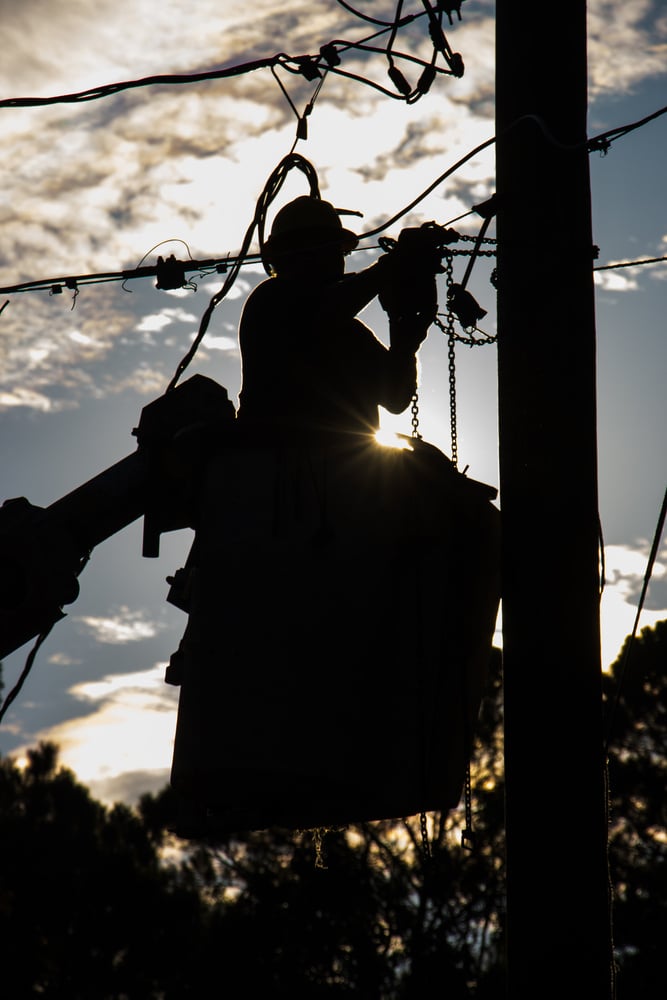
[156,254,186,291]
[388,65,412,97]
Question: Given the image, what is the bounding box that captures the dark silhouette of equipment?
[168,432,500,836]
[0,375,235,660]
[1,382,499,838]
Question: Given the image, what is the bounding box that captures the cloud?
[604,540,667,610]
[74,606,163,643]
[6,659,180,802]
[601,542,667,668]
[2,0,666,418]
[594,269,640,292]
[588,0,667,96]
[0,386,59,411]
[87,768,172,806]
[136,307,198,335]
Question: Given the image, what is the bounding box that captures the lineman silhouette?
[236,195,438,443]
[168,195,501,834]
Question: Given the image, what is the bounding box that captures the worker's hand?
[377,224,441,330]
[392,225,445,276]
[379,262,437,332]
[388,305,434,353]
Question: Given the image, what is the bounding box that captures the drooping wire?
[0,626,56,726]
[335,0,408,27]
[165,153,321,392]
[361,135,496,239]
[603,484,667,754]
[2,106,664,301]
[270,64,330,152]
[588,104,667,154]
[0,7,437,111]
[0,57,279,108]
[121,239,194,292]
[594,255,667,273]
[386,0,412,97]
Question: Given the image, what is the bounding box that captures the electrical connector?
[156,254,186,291]
[388,65,412,97]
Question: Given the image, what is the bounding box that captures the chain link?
[461,763,475,851]
[436,316,497,347]
[410,392,421,439]
[447,334,458,469]
[441,255,459,469]
[419,811,432,861]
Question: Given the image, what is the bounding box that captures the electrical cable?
[335,0,403,27]
[603,484,667,754]
[0,57,280,108]
[0,7,438,112]
[594,255,667,272]
[165,153,320,392]
[1,107,664,301]
[0,254,262,297]
[588,104,667,154]
[360,135,496,239]
[0,626,56,726]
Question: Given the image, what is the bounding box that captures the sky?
[1,0,666,808]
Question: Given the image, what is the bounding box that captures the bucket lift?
[168,431,500,836]
[1,144,501,836]
[1,375,499,838]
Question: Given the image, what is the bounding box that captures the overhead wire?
[0,6,436,112]
[603,485,667,755]
[166,153,321,392]
[3,7,664,747]
[2,102,665,301]
[588,104,667,154]
[335,0,401,27]
[0,626,56,725]
[594,255,667,272]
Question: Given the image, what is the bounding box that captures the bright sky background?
[1,0,666,806]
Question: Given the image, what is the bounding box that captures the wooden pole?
[495,4,613,995]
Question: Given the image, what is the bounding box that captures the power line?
[604,484,667,754]
[0,4,458,111]
[2,104,665,300]
[0,255,261,297]
[594,255,667,272]
[588,104,667,154]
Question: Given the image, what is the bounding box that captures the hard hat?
[264,196,360,257]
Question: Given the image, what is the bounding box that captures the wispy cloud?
[594,269,640,292]
[601,541,667,668]
[2,0,666,414]
[74,606,163,644]
[588,0,667,96]
[15,661,180,801]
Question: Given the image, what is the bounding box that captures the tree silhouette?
[603,619,667,998]
[0,742,218,997]
[154,648,508,998]
[1,626,666,997]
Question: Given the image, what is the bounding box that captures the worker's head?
[263,196,359,280]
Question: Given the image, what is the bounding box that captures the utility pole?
[495,4,613,997]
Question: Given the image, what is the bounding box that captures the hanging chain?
[442,254,459,469]
[461,763,475,851]
[419,810,432,861]
[416,241,495,852]
[410,392,421,439]
[447,334,458,469]
[434,243,497,348]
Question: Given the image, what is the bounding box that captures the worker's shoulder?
[242,276,296,315]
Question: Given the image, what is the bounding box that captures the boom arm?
[0,375,235,660]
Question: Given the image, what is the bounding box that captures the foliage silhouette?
[603,619,667,998]
[1,627,666,996]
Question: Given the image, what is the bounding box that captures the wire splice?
[388,64,412,96]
